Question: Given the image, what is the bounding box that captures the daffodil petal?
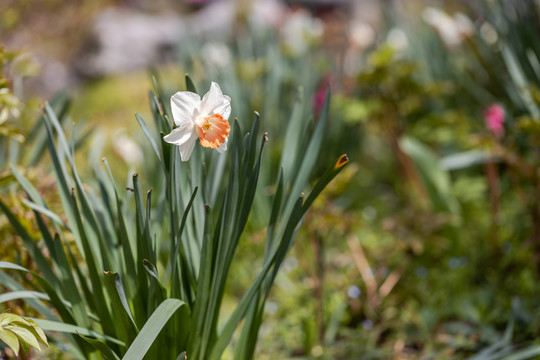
[216,137,228,153]
[171,91,200,126]
[178,133,198,161]
[163,121,195,145]
[213,101,231,119]
[199,82,230,116]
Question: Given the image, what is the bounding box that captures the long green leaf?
[0,262,29,272]
[0,290,50,303]
[32,319,125,346]
[171,186,198,301]
[103,271,138,342]
[142,259,167,304]
[287,86,331,208]
[10,165,43,206]
[209,196,304,360]
[0,203,60,290]
[22,198,71,231]
[135,113,164,170]
[399,136,460,215]
[504,346,540,360]
[0,270,57,321]
[80,335,122,360]
[121,299,185,360]
[185,74,198,93]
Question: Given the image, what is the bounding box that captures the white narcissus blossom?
[164,82,231,161]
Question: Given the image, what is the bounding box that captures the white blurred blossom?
[422,7,473,47]
[281,9,324,55]
[113,131,143,166]
[347,285,362,299]
[349,20,375,49]
[0,88,22,124]
[386,28,409,53]
[480,22,498,45]
[201,42,232,69]
[264,301,278,314]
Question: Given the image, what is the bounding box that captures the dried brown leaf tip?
[335,154,349,169]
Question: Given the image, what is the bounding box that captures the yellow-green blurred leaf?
[0,327,20,355]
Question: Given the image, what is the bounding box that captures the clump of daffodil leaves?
[0,74,347,360]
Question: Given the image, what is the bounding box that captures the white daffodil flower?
[164,82,231,161]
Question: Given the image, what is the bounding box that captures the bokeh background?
[2,0,540,358]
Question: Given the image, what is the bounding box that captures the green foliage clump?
[0,69,345,360]
[0,312,48,357]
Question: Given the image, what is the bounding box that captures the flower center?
[195,113,230,149]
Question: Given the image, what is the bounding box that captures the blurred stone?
[74,8,183,78]
[74,0,286,78]
[8,0,382,96]
[27,58,71,96]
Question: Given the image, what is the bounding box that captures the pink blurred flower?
[313,75,335,116]
[313,86,328,116]
[484,104,505,139]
